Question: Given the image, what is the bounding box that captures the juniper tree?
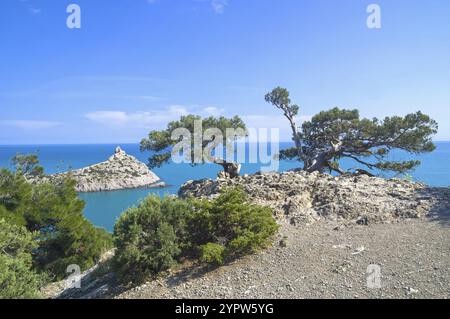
[265,87,438,175]
[140,115,247,178]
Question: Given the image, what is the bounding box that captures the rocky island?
[39,147,164,192]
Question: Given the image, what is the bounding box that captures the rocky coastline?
[43,170,450,299]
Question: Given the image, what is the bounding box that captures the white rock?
[37,147,164,192]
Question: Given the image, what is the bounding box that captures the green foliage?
[265,87,302,154]
[191,188,279,259]
[374,160,421,174]
[113,196,187,282]
[0,158,113,282]
[140,114,247,169]
[11,153,44,177]
[0,219,45,299]
[264,87,299,118]
[23,178,113,278]
[200,243,225,265]
[0,169,31,226]
[113,188,278,283]
[266,87,438,175]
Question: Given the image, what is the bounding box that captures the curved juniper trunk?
[303,152,329,173]
[303,141,344,174]
[286,115,303,159]
[220,161,241,178]
[212,158,241,178]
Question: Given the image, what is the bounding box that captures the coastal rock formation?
[40,147,164,192]
[44,170,450,300]
[179,171,450,225]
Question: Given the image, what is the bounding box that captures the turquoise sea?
[1,142,449,231]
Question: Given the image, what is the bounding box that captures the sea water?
[1,142,449,231]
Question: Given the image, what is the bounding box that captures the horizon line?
[1,140,450,147]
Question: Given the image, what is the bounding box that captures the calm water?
[1,142,449,231]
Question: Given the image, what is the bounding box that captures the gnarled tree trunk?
[302,141,344,174]
[212,158,241,178]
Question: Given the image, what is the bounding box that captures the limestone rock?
[37,147,164,192]
[179,170,450,225]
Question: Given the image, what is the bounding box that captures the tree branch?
[342,153,377,169]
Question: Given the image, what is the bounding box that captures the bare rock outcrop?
[179,171,450,225]
[38,147,164,192]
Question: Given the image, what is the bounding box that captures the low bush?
[193,188,280,259]
[113,196,186,282]
[199,243,225,265]
[113,187,279,282]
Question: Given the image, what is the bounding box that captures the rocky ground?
[44,171,450,299]
[117,219,449,299]
[36,147,164,192]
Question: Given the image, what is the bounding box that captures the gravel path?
[117,218,449,299]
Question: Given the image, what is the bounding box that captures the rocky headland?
[38,147,164,192]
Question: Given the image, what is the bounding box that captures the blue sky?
[0,0,449,144]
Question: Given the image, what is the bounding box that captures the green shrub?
[197,187,280,258]
[0,219,45,299]
[113,187,279,283]
[200,243,225,265]
[113,195,190,282]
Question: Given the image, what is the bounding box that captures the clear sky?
[0,0,449,144]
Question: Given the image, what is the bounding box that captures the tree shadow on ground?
[165,264,213,288]
[417,186,450,228]
[54,253,245,298]
[164,254,248,288]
